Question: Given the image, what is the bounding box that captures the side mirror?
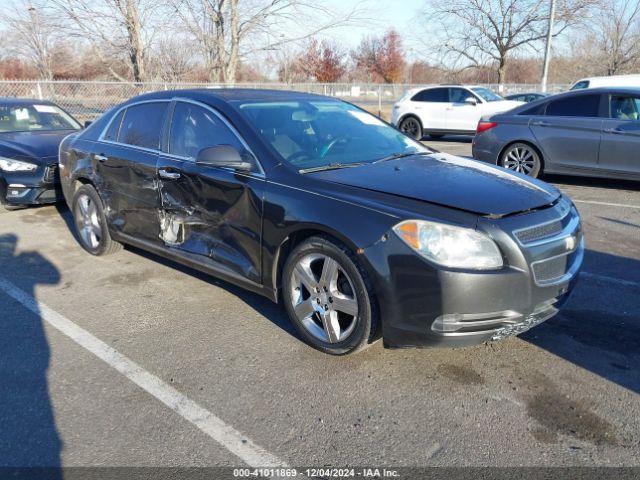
[196,145,253,171]
[84,120,93,128]
[464,97,478,106]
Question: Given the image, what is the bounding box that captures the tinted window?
[545,94,601,117]
[104,109,124,141]
[570,81,590,90]
[169,102,243,158]
[518,103,545,116]
[610,95,640,120]
[412,88,448,102]
[118,102,167,149]
[449,88,475,103]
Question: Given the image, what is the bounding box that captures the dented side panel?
[157,156,265,284]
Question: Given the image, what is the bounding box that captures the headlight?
[393,220,503,270]
[0,157,37,172]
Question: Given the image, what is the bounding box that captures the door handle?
[95,154,108,162]
[531,121,551,127]
[158,169,181,180]
[604,127,624,134]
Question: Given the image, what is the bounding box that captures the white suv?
[391,85,523,140]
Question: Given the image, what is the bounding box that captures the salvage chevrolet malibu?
[59,89,583,354]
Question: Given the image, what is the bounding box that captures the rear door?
[445,88,481,132]
[599,93,640,176]
[156,100,265,284]
[411,88,449,130]
[96,101,168,243]
[529,93,603,171]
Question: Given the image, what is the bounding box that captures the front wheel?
[399,116,423,140]
[282,236,378,355]
[500,143,542,178]
[72,184,121,256]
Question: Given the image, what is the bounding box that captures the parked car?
[391,85,523,139]
[59,89,582,355]
[505,92,549,103]
[570,74,640,90]
[472,87,640,181]
[0,98,81,209]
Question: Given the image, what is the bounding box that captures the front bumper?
[364,198,583,349]
[0,164,62,206]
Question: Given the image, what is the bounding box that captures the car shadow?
[422,134,474,143]
[0,233,63,476]
[521,249,640,394]
[543,173,640,191]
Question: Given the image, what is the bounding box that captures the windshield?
[471,87,504,102]
[235,100,431,170]
[0,103,81,133]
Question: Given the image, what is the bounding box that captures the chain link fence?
[0,80,570,122]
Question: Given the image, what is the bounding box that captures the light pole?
[541,0,556,93]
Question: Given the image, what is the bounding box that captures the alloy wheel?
[400,118,421,139]
[503,145,538,175]
[289,253,359,343]
[75,194,102,250]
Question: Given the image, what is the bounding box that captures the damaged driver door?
[157,100,265,284]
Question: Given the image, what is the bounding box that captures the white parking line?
[0,276,285,468]
[582,271,640,289]
[574,199,640,209]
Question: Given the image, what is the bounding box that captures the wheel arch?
[271,225,366,304]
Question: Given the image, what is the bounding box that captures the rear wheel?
[72,184,121,256]
[500,142,542,178]
[282,236,377,355]
[399,116,423,140]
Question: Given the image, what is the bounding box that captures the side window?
[118,102,167,149]
[169,102,243,158]
[412,88,448,103]
[103,109,124,141]
[449,88,475,103]
[570,81,590,91]
[545,94,601,118]
[610,95,640,121]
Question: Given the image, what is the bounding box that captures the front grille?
[44,164,58,183]
[515,220,563,244]
[532,255,568,283]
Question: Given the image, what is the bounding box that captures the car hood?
[0,130,77,162]
[308,153,560,217]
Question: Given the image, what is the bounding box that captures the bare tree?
[2,0,56,80]
[50,0,163,82]
[589,0,640,75]
[170,0,371,84]
[423,0,590,86]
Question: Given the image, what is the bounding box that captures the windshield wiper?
[299,162,367,174]
[372,151,432,164]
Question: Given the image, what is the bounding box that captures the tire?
[399,116,423,140]
[2,204,27,211]
[72,184,121,256]
[500,142,543,178]
[282,235,378,355]
[429,133,445,139]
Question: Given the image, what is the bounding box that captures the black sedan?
[59,89,583,354]
[0,98,81,209]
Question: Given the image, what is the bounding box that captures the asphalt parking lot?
[1,138,639,472]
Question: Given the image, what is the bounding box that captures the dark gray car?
[472,87,640,180]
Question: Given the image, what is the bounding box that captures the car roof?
[0,97,56,106]
[123,88,332,105]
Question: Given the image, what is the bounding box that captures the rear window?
[412,88,448,102]
[118,102,167,149]
[545,94,601,117]
[104,109,124,141]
